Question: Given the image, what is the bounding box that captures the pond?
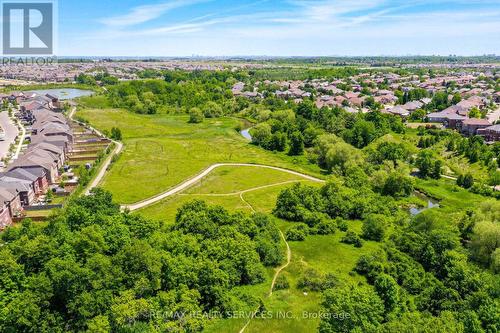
[409,191,440,216]
[28,88,94,100]
[241,128,252,141]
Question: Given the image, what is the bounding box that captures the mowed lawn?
[77,108,322,203]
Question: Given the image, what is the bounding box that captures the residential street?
[0,112,18,161]
[486,106,500,124]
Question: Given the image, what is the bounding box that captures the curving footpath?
[67,107,124,195]
[122,163,325,211]
[84,140,123,195]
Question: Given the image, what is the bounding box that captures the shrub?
[188,107,204,123]
[362,214,388,242]
[341,231,363,247]
[297,269,338,292]
[273,275,290,291]
[313,219,337,235]
[336,218,348,232]
[286,223,309,241]
[110,127,122,140]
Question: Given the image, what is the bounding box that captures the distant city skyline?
[58,0,500,56]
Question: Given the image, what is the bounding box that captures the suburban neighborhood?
[231,68,500,141]
[0,0,499,331]
[0,90,109,229]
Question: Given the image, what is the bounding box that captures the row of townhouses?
[0,92,73,229]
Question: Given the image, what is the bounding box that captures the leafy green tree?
[274,183,324,221]
[250,123,272,147]
[416,150,434,178]
[457,173,474,189]
[431,160,442,179]
[296,101,316,119]
[268,132,287,152]
[288,131,304,156]
[429,91,449,111]
[343,120,377,148]
[469,107,482,119]
[362,214,388,242]
[374,274,400,315]
[382,171,414,198]
[319,286,385,333]
[451,93,462,105]
[203,101,224,118]
[470,221,500,270]
[285,223,309,241]
[110,127,122,141]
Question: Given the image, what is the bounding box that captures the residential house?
[387,105,410,118]
[402,101,424,112]
[2,168,46,195]
[427,111,466,129]
[461,118,492,136]
[0,179,35,206]
[478,124,500,142]
[8,151,59,183]
[0,188,22,228]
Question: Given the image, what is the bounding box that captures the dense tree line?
[248,100,406,169]
[107,71,239,115]
[0,190,284,332]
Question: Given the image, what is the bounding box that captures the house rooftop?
[462,118,491,126]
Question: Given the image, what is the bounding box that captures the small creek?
[410,191,440,216]
[241,128,252,141]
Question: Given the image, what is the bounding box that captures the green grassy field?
[77,108,323,203]
[414,177,485,210]
[138,165,320,222]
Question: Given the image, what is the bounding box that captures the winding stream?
[240,128,252,141]
[410,191,440,216]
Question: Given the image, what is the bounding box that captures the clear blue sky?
[58,0,500,56]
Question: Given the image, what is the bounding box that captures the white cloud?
[100,0,210,27]
[72,0,499,56]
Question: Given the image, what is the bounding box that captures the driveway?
[487,106,500,124]
[0,112,18,161]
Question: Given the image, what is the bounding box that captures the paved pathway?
[123,164,325,211]
[0,112,19,161]
[84,140,123,195]
[67,107,124,195]
[12,120,26,160]
[486,106,500,124]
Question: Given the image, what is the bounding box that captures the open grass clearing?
[77,108,323,204]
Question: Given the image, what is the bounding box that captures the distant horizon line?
[39,54,499,62]
[56,55,499,58]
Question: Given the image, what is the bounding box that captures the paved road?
[486,106,500,124]
[123,163,325,211]
[0,112,19,161]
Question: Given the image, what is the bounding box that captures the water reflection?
[410,191,440,216]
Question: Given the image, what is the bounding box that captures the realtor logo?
[2,1,55,55]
